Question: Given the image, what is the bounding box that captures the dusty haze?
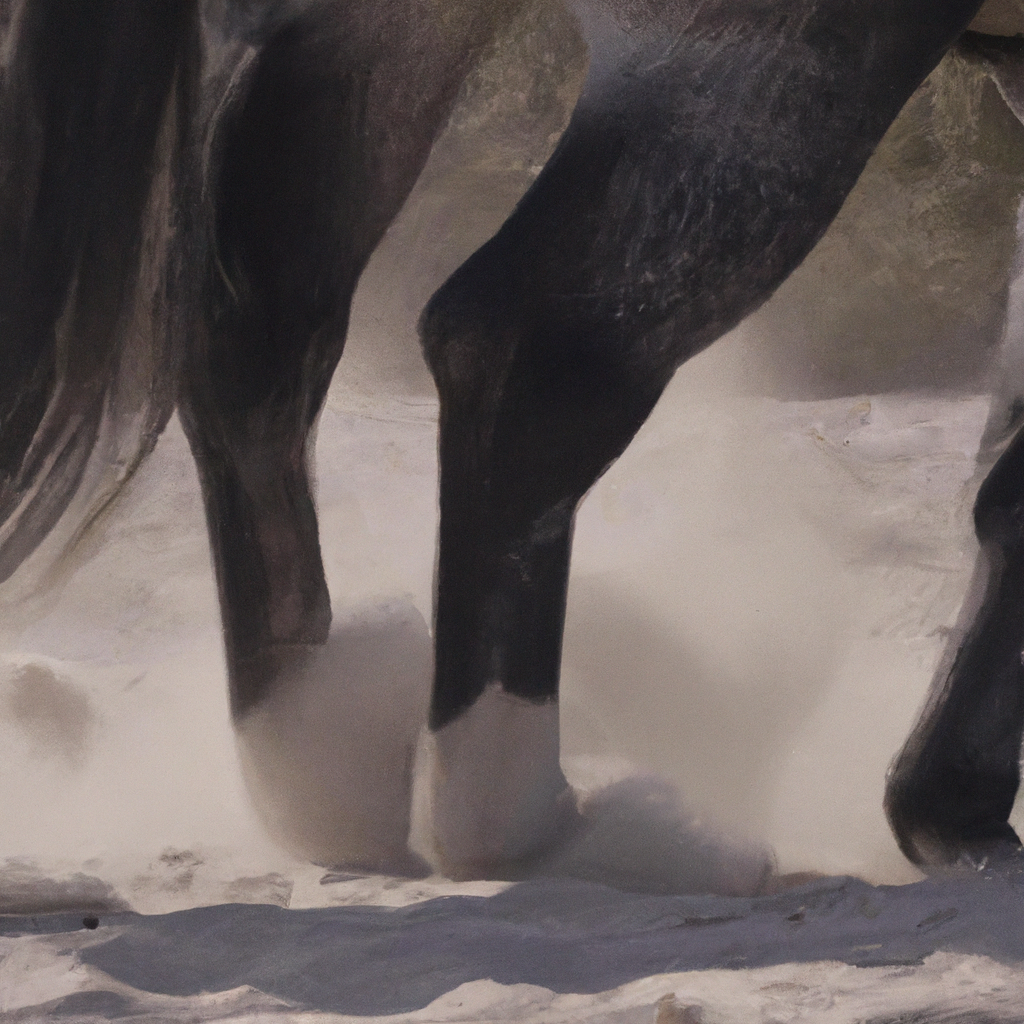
[2,2,1024,906]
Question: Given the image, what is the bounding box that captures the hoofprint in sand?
[2,348,1021,1021]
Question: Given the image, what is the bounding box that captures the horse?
[1,0,1023,886]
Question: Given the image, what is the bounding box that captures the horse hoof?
[434,792,585,883]
[946,831,1024,877]
[233,601,432,871]
[420,685,577,879]
[890,808,1024,875]
[319,849,433,880]
[543,775,776,897]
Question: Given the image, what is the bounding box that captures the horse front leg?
[886,427,1024,870]
[884,28,1024,873]
[180,18,357,720]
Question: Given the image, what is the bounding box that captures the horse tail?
[0,1,197,590]
[0,126,180,588]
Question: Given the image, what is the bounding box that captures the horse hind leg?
[179,28,414,872]
[184,0,526,717]
[179,5,515,870]
[179,23,347,717]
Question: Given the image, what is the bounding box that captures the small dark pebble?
[82,916,100,930]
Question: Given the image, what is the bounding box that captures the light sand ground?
[2,349,1020,1021]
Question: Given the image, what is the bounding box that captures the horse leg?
[179,20,346,717]
[420,2,982,880]
[177,3,521,866]
[883,30,1024,872]
[885,424,1024,868]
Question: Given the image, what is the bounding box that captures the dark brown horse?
[0,0,1021,884]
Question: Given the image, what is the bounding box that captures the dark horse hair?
[3,0,1024,881]
[0,1,192,584]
